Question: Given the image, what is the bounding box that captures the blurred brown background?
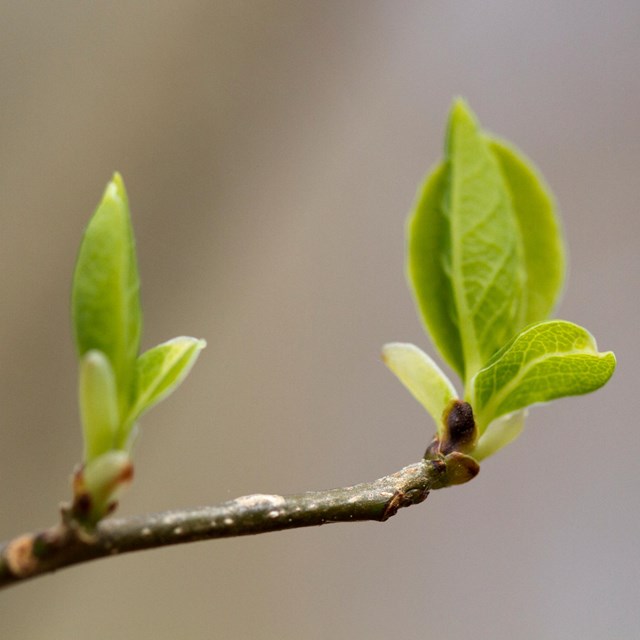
[0,2,638,638]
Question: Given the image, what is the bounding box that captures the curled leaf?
[79,350,119,463]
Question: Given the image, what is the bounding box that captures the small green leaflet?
[471,320,616,430]
[72,173,141,415]
[125,337,206,433]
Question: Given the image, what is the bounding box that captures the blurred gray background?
[0,2,637,638]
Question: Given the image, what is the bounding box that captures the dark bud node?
[440,400,477,454]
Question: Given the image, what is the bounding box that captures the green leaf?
[471,320,616,429]
[124,337,206,432]
[409,99,526,384]
[490,139,565,324]
[382,342,458,437]
[72,173,141,415]
[79,350,120,463]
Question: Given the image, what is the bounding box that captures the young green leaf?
[409,99,526,384]
[490,139,565,324]
[72,173,141,415]
[382,342,458,437]
[471,320,616,429]
[79,350,120,463]
[124,337,206,434]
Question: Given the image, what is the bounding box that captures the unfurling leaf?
[382,343,457,437]
[72,173,141,415]
[471,321,616,430]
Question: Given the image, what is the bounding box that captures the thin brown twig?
[0,458,460,590]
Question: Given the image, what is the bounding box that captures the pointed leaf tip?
[449,97,475,125]
[103,172,127,205]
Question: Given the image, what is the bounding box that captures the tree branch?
[0,458,457,590]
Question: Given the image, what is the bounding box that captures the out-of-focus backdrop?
[0,2,637,638]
